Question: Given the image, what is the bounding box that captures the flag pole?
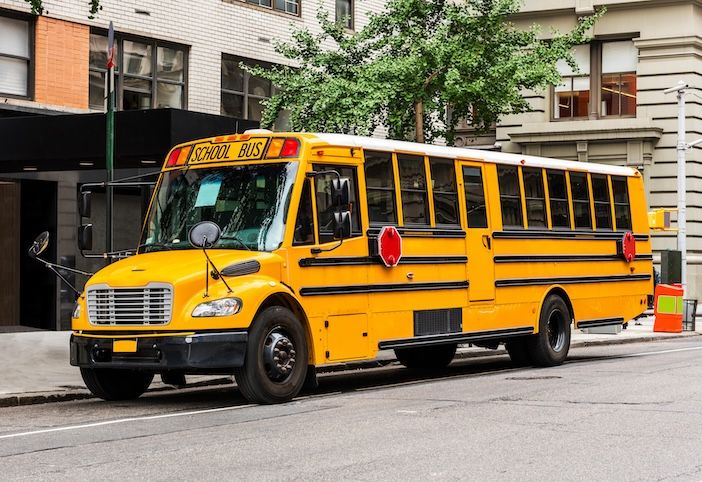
[106,21,115,262]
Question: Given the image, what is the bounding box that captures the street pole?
[106,22,115,262]
[664,80,688,295]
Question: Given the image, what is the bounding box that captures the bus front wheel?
[394,344,457,370]
[80,368,154,401]
[234,306,308,404]
[527,295,571,367]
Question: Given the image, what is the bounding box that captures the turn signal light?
[266,138,284,158]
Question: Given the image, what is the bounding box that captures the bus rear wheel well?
[542,287,574,325]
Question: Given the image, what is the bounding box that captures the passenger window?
[313,164,361,243]
[569,172,592,229]
[364,151,397,224]
[462,166,488,228]
[546,170,571,229]
[293,179,314,246]
[522,167,546,228]
[398,154,429,225]
[497,165,523,228]
[429,157,459,225]
[591,175,612,230]
[611,176,632,230]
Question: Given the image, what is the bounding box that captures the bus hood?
[84,249,282,291]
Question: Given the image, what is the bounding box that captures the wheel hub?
[547,309,566,352]
[263,330,296,381]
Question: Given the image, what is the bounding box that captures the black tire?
[394,344,457,370]
[234,306,308,404]
[80,368,154,401]
[527,294,572,367]
[505,338,532,366]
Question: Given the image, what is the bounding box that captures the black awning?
[0,108,259,172]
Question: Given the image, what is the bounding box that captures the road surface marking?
[0,403,254,440]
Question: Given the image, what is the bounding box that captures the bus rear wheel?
[234,306,308,404]
[394,344,457,370]
[80,368,154,401]
[527,294,572,367]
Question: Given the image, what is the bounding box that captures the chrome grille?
[87,283,173,325]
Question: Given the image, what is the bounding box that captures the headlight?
[72,303,81,319]
[192,298,242,317]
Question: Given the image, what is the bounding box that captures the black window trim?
[497,165,524,229]
[611,175,632,231]
[89,28,189,111]
[522,166,547,229]
[0,9,34,100]
[312,162,363,242]
[364,149,398,227]
[568,171,593,230]
[429,156,460,227]
[397,153,431,227]
[591,173,613,231]
[545,169,572,231]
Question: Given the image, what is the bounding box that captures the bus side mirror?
[332,177,350,207]
[79,191,92,218]
[333,211,352,239]
[78,224,93,251]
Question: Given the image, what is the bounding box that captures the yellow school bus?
[69,131,652,404]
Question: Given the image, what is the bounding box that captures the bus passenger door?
[460,163,495,302]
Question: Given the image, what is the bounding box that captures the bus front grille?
[86,284,173,325]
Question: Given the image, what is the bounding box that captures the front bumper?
[70,331,248,371]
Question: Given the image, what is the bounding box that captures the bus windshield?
[141,162,298,252]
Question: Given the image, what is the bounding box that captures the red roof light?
[166,148,181,167]
[280,139,300,158]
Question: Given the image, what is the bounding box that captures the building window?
[246,0,299,15]
[497,166,523,228]
[0,14,31,98]
[222,55,280,122]
[335,0,353,29]
[89,32,186,111]
[365,151,397,224]
[553,40,637,120]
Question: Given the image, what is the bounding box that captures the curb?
[2,332,699,408]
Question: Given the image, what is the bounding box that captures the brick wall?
[34,16,89,109]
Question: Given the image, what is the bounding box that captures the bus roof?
[307,133,639,178]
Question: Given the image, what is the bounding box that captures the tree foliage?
[248,0,603,144]
[25,0,102,18]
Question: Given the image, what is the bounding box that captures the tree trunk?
[414,100,424,143]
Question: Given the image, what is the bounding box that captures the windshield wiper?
[219,235,252,251]
[138,242,173,253]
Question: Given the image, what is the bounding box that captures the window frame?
[243,0,301,16]
[497,165,524,229]
[0,10,34,100]
[335,0,354,30]
[396,153,431,226]
[221,54,278,121]
[611,175,632,231]
[429,157,460,227]
[89,30,188,111]
[522,167,547,229]
[545,169,572,230]
[364,150,398,226]
[312,163,363,243]
[591,174,613,231]
[551,39,637,121]
[568,171,593,230]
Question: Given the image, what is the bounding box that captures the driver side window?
[293,179,314,246]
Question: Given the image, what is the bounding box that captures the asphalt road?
[2,339,702,481]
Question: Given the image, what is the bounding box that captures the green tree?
[248,0,603,144]
[25,0,102,18]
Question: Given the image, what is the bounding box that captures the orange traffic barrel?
[653,283,684,333]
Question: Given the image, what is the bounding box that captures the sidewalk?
[1,315,699,407]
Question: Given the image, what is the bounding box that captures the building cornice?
[508,119,663,145]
